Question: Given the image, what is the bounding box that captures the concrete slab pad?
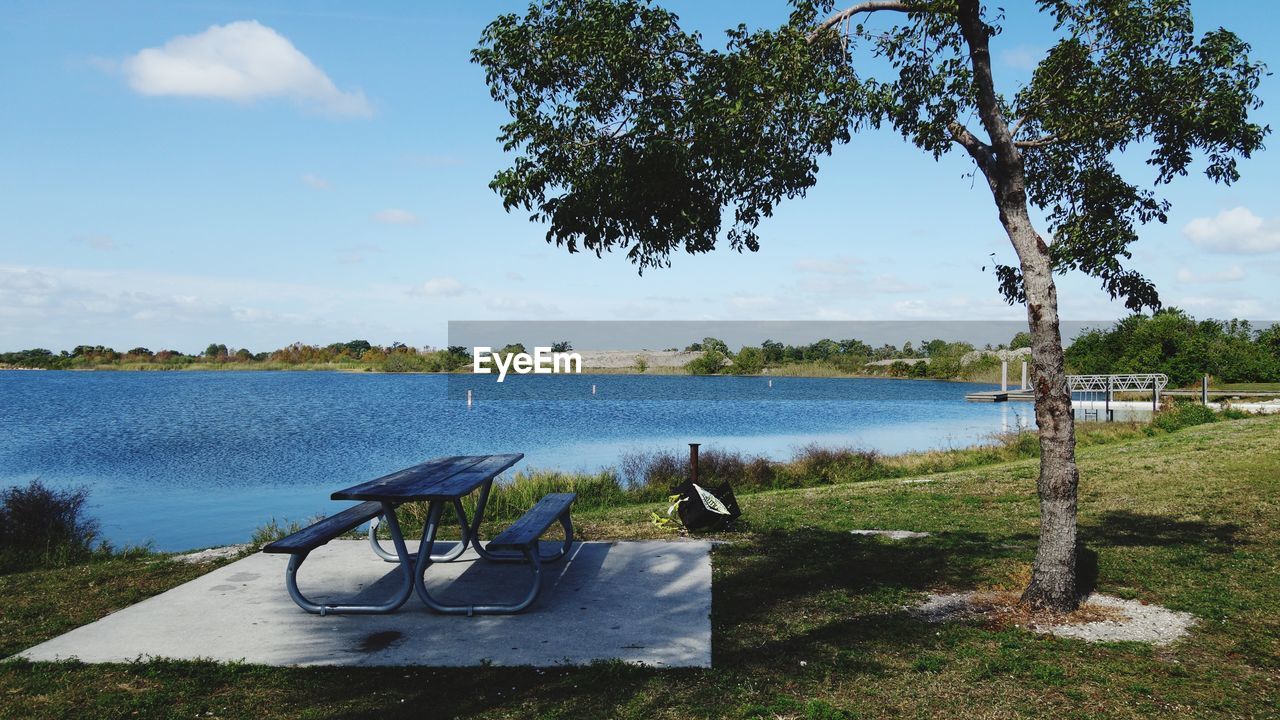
[17,540,711,667]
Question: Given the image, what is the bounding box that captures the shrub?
[1152,401,1219,432]
[685,349,727,375]
[1218,406,1250,420]
[471,469,632,522]
[250,517,311,546]
[730,346,764,375]
[620,448,685,489]
[785,444,883,485]
[991,430,1041,458]
[0,479,100,572]
[619,446,776,493]
[381,353,430,373]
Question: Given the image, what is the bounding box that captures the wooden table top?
[331,453,524,502]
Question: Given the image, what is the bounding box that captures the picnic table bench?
[262,454,576,616]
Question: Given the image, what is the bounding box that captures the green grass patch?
[1208,382,1280,392]
[0,555,224,658]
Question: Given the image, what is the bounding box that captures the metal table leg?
[413,500,543,615]
[369,499,471,563]
[284,501,414,615]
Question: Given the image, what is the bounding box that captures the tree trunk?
[1000,206,1081,613]
[955,0,1082,613]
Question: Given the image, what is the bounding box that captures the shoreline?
[116,415,1146,554]
[0,364,995,383]
[44,407,1273,555]
[7,365,1273,395]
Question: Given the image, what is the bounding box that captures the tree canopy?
[473,0,1266,308]
[474,0,1267,611]
[1066,310,1280,385]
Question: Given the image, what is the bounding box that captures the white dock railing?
[1067,373,1169,394]
[1068,373,1169,417]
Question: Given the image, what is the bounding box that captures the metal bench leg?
[548,511,574,563]
[284,502,414,615]
[465,480,532,563]
[414,501,545,615]
[474,510,574,564]
[465,480,574,564]
[369,499,471,563]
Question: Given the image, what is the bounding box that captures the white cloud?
[1175,266,1246,284]
[1183,207,1280,254]
[727,293,778,310]
[301,173,332,190]
[890,299,932,318]
[794,256,861,275]
[1174,294,1270,318]
[119,20,372,117]
[868,273,924,294]
[372,208,419,225]
[1228,299,1265,317]
[0,264,368,349]
[485,296,562,317]
[413,277,467,297]
[336,242,380,265]
[789,269,921,299]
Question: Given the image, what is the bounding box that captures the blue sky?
[1,0,1276,353]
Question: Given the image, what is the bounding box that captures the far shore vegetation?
[3,309,1278,388]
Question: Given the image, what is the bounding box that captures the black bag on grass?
[673,480,742,531]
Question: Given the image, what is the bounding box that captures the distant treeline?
[1065,309,1280,386]
[678,334,1022,380]
[3,310,1275,384]
[0,340,579,374]
[0,341,476,373]
[683,311,1279,385]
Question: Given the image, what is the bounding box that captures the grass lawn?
[1210,382,1280,393]
[1163,382,1280,394]
[1,415,1277,718]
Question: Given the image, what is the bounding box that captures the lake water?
[0,371,1033,550]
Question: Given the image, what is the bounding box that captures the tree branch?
[807,1,914,43]
[948,120,993,170]
[1014,116,1135,150]
[1014,133,1061,149]
[1009,114,1030,139]
[954,0,1018,163]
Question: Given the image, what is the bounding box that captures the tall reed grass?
[271,412,1225,543]
[0,479,101,572]
[384,422,1151,538]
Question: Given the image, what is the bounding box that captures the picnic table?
[262,453,576,616]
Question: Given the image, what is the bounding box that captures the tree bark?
[1000,204,1081,613]
[955,0,1081,612]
